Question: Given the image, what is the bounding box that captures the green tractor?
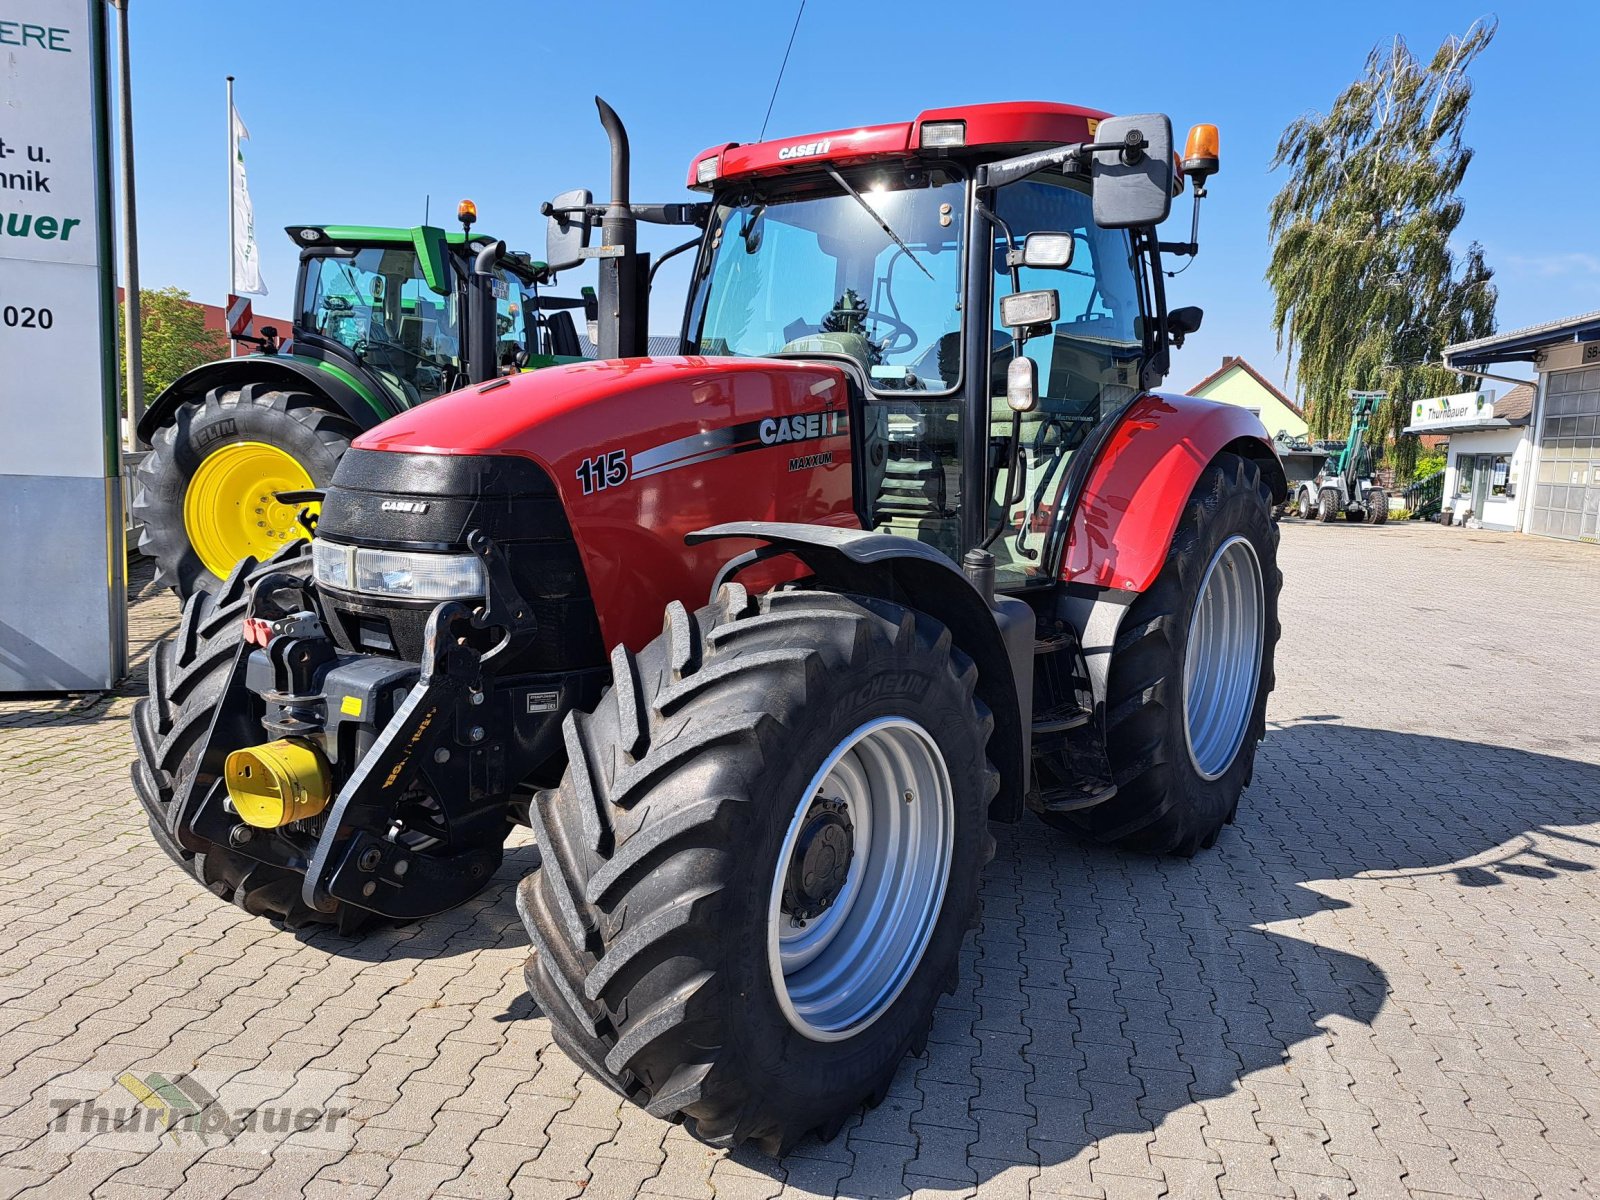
[133,211,593,598]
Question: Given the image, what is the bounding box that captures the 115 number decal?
[575,449,629,496]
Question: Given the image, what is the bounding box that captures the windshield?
[687,173,965,392]
[298,246,462,402]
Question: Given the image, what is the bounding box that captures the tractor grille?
[314,449,606,676]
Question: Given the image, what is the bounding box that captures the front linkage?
[139,534,606,922]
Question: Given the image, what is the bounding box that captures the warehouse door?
[1532,367,1600,542]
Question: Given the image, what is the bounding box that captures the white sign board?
[1411,391,1496,428]
[0,1,114,478]
[0,0,124,690]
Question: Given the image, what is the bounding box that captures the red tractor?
[133,99,1284,1154]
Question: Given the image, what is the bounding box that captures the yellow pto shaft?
[224,738,333,828]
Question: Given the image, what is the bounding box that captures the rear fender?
[688,522,1032,823]
[1061,393,1286,593]
[136,356,396,446]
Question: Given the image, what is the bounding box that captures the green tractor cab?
[133,220,594,598]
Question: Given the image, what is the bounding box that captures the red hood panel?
[354,357,861,652]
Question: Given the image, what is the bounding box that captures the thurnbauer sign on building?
[1409,391,1496,429]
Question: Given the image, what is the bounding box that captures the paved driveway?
[2,521,1597,1199]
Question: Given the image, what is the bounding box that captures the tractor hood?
[349,357,861,651]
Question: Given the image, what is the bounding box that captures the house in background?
[1187,356,1309,441]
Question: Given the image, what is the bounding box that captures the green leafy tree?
[120,286,229,401]
[1266,22,1499,475]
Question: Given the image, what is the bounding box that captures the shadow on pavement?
[740,723,1600,1180]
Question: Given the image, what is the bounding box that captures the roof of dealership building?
[1445,309,1600,366]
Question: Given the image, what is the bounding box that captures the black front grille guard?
[160,532,603,920]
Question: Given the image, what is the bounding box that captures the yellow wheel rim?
[183,441,318,580]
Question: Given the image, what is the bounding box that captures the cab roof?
[283,224,499,249]
[687,100,1110,190]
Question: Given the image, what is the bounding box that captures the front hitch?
[168,529,606,921]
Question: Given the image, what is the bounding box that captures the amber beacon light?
[1184,124,1220,185]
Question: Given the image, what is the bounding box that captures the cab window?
[989,177,1145,584]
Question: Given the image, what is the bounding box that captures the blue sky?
[121,0,1600,396]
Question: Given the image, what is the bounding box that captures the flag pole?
[226,74,235,357]
[111,0,144,442]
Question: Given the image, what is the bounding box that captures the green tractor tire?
[134,384,358,599]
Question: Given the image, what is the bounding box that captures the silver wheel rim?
[767,717,954,1042]
[1182,535,1265,781]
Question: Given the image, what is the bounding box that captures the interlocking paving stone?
[1,523,1598,1197]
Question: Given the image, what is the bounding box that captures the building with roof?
[1403,384,1535,530]
[1442,311,1600,543]
[1186,356,1308,440]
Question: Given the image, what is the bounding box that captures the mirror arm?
[978,136,1146,191]
[975,195,1022,296]
[1157,185,1208,258]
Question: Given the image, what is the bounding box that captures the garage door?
[1532,367,1600,542]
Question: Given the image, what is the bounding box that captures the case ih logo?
[759,411,841,445]
[380,500,429,514]
[778,139,832,161]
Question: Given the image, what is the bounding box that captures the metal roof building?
[1443,313,1600,543]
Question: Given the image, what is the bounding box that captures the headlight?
[312,540,353,589]
[313,541,485,600]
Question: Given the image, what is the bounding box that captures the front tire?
[134,384,358,599]
[1296,488,1314,520]
[131,545,368,933]
[1317,487,1340,522]
[519,587,998,1154]
[1044,452,1281,856]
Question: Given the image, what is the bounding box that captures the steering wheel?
[828,306,917,356]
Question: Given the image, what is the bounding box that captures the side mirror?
[1168,305,1203,347]
[1091,114,1174,230]
[1021,232,1075,271]
[544,188,592,272]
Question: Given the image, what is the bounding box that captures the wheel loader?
[132,98,1286,1155]
[132,205,595,598]
[1290,391,1389,523]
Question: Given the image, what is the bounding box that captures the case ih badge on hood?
[132,98,1284,1157]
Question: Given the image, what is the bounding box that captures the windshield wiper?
[823,165,934,282]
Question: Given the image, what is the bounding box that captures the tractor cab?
[286,223,585,406]
[680,125,1152,584]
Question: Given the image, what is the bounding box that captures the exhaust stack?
[595,97,648,359]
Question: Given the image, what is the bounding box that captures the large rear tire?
[1366,489,1389,524]
[131,544,368,933]
[1044,452,1281,856]
[134,384,358,599]
[519,587,998,1154]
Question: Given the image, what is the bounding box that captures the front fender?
[688,522,1032,823]
[136,355,396,445]
[1062,393,1285,593]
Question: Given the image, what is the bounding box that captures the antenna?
[424,194,430,225]
[758,0,806,142]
